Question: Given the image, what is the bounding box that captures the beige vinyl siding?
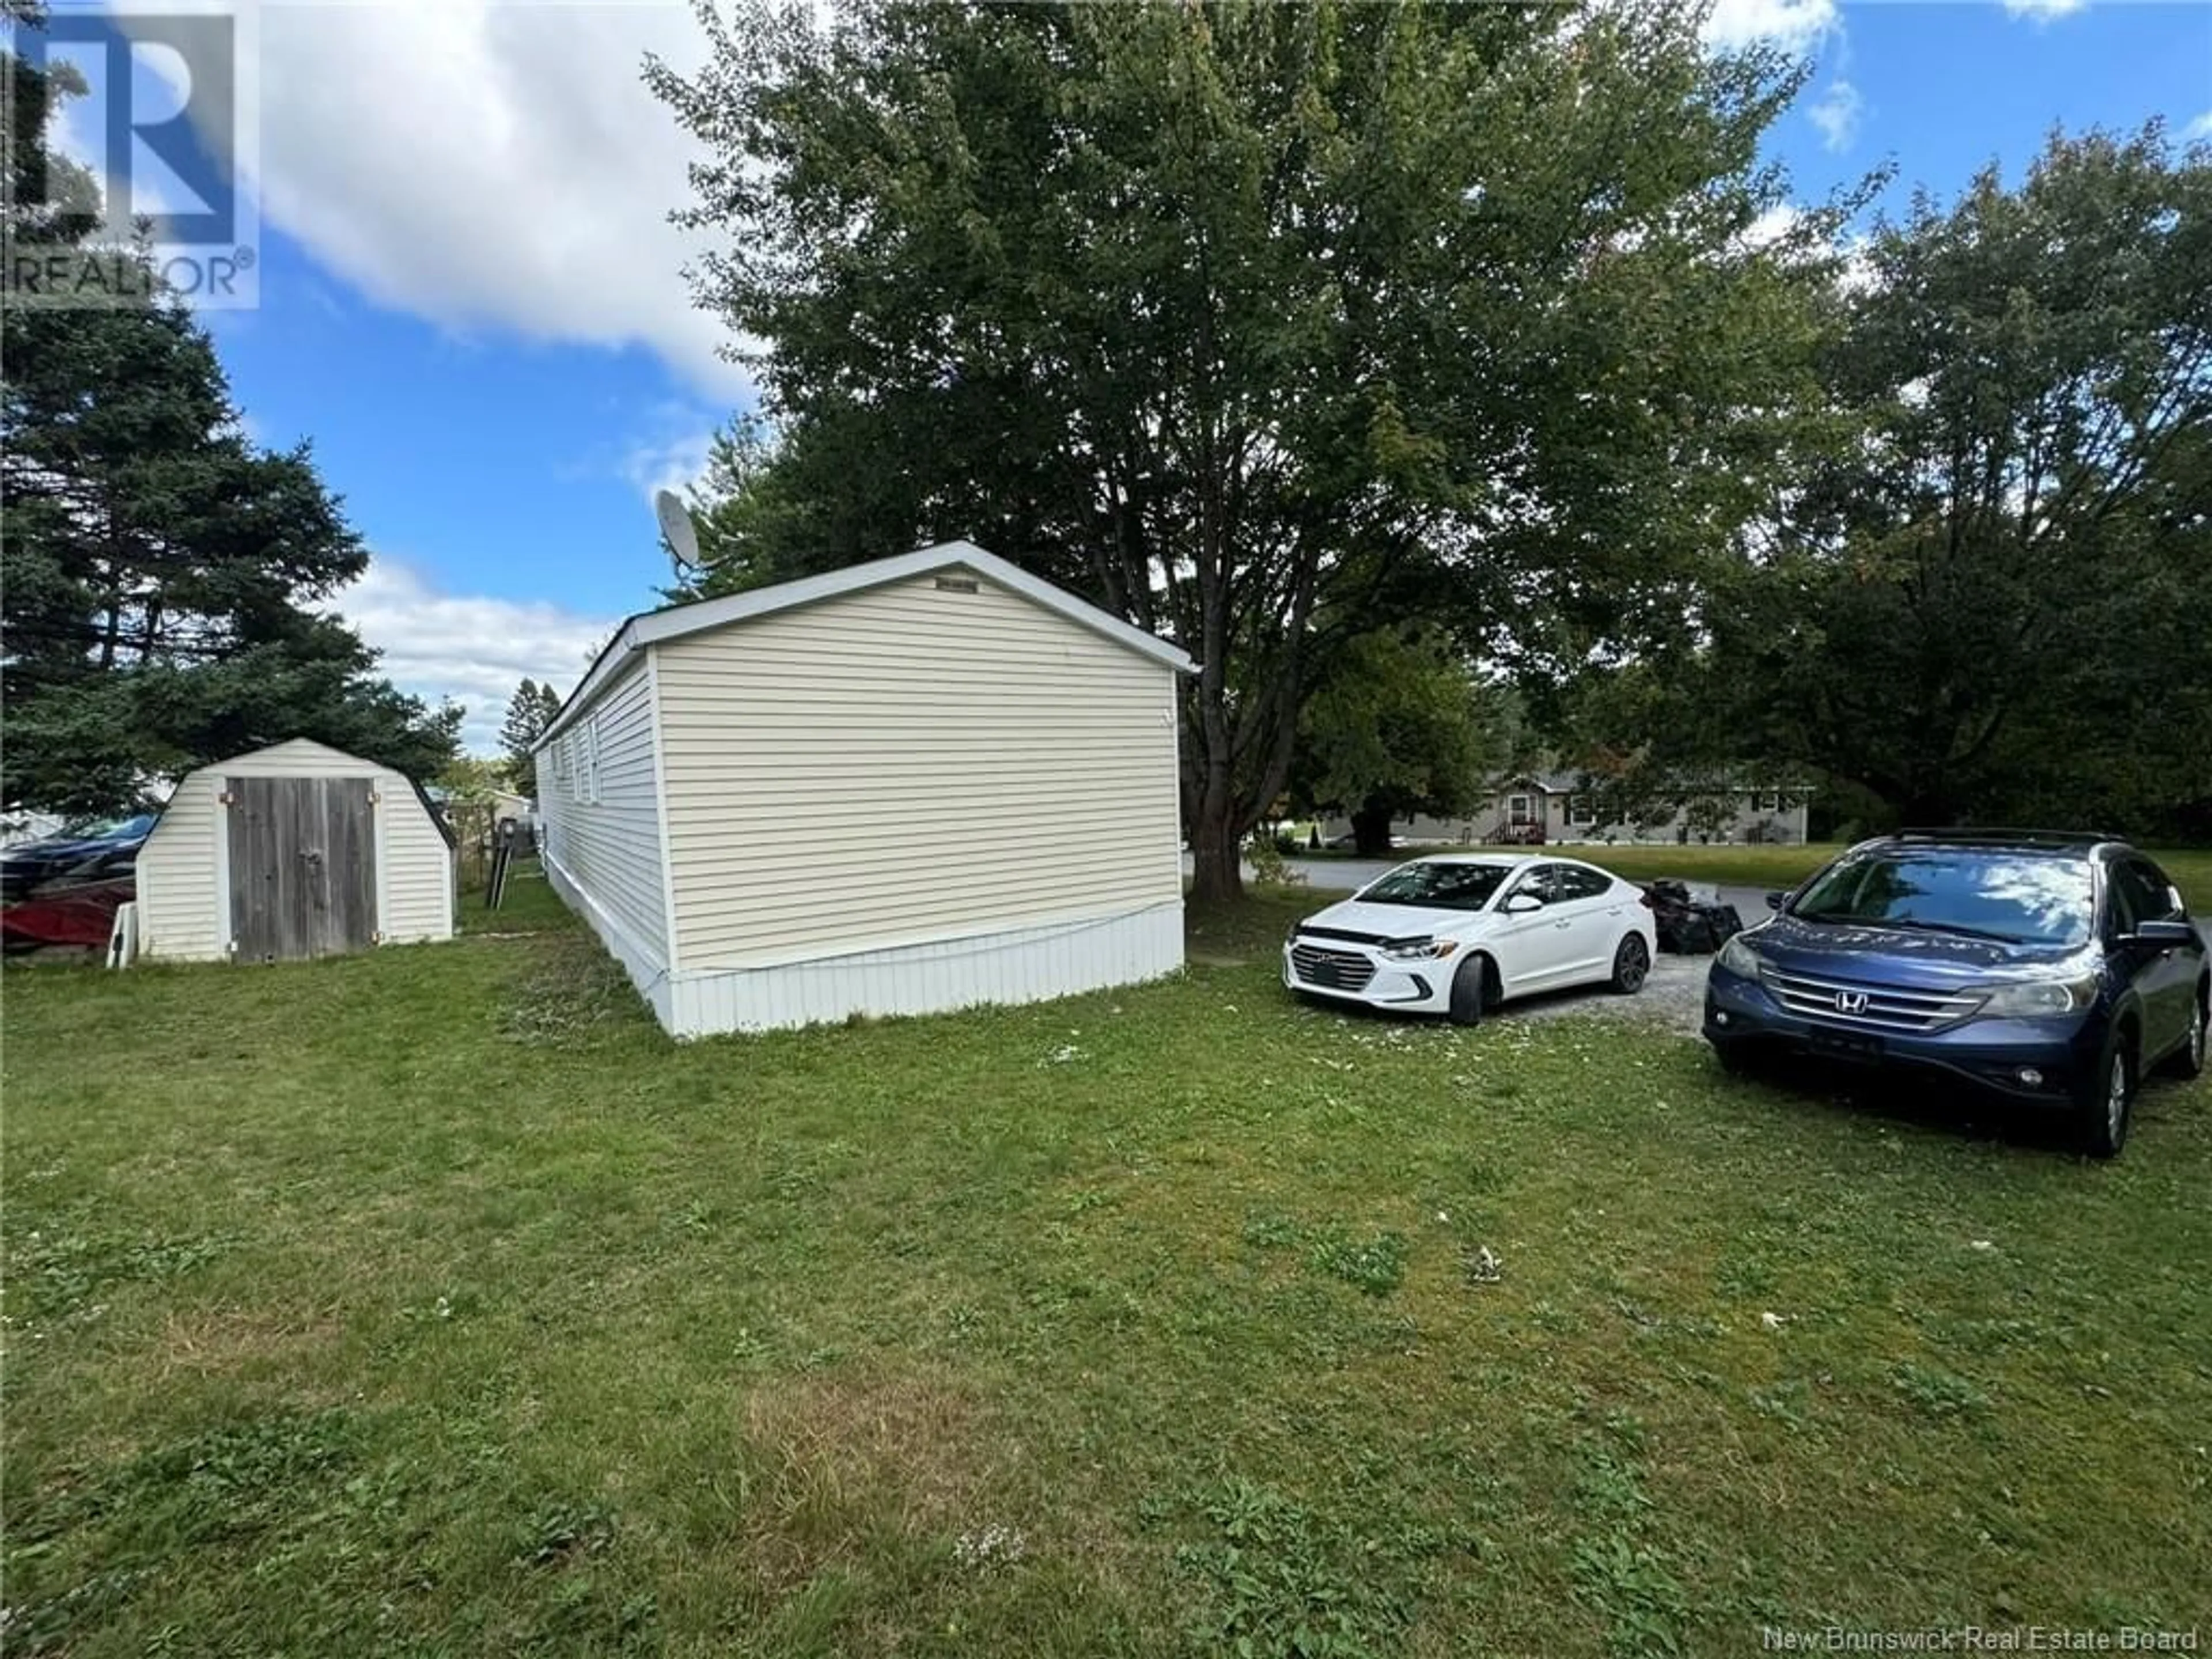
[535,658,670,968]
[135,768,225,960]
[135,738,454,960]
[380,783,456,942]
[655,572,1183,971]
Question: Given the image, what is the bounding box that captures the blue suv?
[1704,831,2207,1157]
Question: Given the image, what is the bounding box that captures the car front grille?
[1763,967,1984,1033]
[1290,941,1376,993]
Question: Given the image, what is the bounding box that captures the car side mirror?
[1502,893,1543,914]
[2120,918,2197,949]
[1764,891,1786,911]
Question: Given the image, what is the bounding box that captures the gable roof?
[537,541,1196,749]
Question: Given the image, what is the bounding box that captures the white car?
[1282,853,1657,1024]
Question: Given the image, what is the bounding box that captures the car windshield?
[1790,851,2094,947]
[1357,861,1514,912]
[63,815,153,840]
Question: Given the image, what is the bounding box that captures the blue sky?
[52,1,2212,750]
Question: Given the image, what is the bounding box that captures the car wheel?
[2074,1033,2135,1160]
[2163,983,2206,1080]
[1711,1040,1757,1077]
[1447,955,1489,1028]
[1609,933,1650,995]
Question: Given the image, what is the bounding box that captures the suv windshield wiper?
[1821,914,2026,945]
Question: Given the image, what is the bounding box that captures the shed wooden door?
[226,777,378,961]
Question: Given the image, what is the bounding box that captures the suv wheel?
[2074,1035,2135,1160]
[2164,984,2206,1080]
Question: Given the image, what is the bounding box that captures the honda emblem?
[1835,991,1870,1015]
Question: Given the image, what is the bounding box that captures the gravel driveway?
[1499,950,1711,1035]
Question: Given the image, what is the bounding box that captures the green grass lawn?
[5,875,2209,1657]
[1296,843,2212,910]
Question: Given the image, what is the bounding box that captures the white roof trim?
[537,541,1194,749]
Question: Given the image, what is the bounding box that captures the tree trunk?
[1351,802,1395,858]
[1188,802,1244,907]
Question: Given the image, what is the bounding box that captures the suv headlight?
[1717,933,1763,979]
[1381,938,1459,961]
[1977,975,2096,1019]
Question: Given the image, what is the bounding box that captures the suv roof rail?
[1891,827,2123,848]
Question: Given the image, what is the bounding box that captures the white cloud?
[1700,0,1839,54]
[1838,233,1879,296]
[1738,203,1804,253]
[2001,0,2089,18]
[2185,111,2212,142]
[122,1,748,399]
[1808,79,1863,152]
[331,561,619,753]
[620,423,716,505]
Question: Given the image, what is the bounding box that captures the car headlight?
[1717,933,1763,979]
[1381,938,1459,961]
[1977,975,2097,1019]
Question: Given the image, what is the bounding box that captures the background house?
[1320,773,1812,848]
[533,542,1192,1037]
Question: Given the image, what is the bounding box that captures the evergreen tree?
[499,678,560,787]
[1,14,459,812]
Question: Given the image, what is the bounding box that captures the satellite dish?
[654,488,701,567]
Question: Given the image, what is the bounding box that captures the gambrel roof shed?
[136,738,456,963]
[533,541,1192,1037]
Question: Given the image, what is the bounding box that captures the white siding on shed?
[533,656,673,983]
[654,570,1183,972]
[135,738,454,961]
[136,769,226,961]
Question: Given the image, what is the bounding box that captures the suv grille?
[1764,967,1983,1033]
[1290,941,1376,993]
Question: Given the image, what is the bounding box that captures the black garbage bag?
[1642,882,1742,955]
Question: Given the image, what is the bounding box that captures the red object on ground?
[1,877,134,948]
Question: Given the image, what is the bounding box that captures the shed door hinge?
[218,791,234,806]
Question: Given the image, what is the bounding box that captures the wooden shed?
[136,738,456,963]
[533,541,1192,1037]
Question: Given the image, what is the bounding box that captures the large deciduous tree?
[1294,626,1509,855]
[1,20,459,814]
[650,0,1840,900]
[1707,127,2212,831]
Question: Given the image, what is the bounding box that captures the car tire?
[1447,955,1490,1028]
[1711,1040,1757,1077]
[2161,982,2206,1080]
[2073,1032,2136,1160]
[1609,933,1650,995]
